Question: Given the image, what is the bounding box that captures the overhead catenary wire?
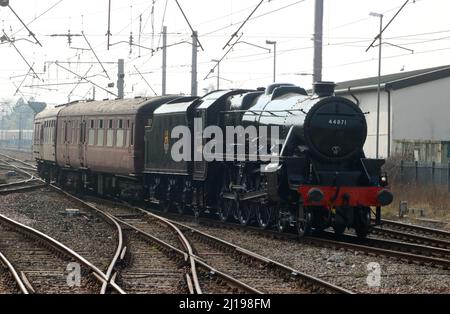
[82,31,111,80]
[14,65,34,96]
[332,0,424,31]
[68,65,93,101]
[204,0,306,37]
[366,0,410,52]
[157,0,169,48]
[133,65,158,96]
[174,0,204,51]
[55,61,117,97]
[2,31,41,81]
[204,32,244,80]
[11,0,64,38]
[222,0,264,50]
[7,4,42,47]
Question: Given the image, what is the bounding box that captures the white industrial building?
[336,65,450,163]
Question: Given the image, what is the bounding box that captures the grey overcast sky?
[0,0,449,104]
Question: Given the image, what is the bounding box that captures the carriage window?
[116,129,124,147]
[88,120,95,146]
[97,119,104,147]
[106,119,114,147]
[116,120,124,147]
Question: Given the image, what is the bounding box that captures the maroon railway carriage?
[34,96,178,195]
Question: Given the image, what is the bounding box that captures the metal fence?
[398,161,450,192]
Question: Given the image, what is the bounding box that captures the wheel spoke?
[238,202,254,226]
[256,203,272,229]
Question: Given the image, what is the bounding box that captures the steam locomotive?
[34,82,392,238]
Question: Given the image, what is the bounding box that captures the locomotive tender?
[34,82,393,238]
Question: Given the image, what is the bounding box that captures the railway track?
[370,225,450,250]
[0,249,28,294]
[3,155,259,294]
[376,219,450,241]
[85,200,263,294]
[0,153,125,294]
[135,210,450,271]
[307,232,450,269]
[0,158,44,195]
[2,151,449,292]
[85,198,353,294]
[0,214,109,294]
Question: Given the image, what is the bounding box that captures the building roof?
[335,65,450,93]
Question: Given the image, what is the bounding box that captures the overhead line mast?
[106,0,112,50]
[313,0,323,83]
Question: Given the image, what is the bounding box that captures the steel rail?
[164,217,354,294]
[314,231,450,258]
[371,226,450,249]
[0,183,46,195]
[109,213,261,294]
[106,200,352,294]
[0,152,37,169]
[149,211,450,270]
[0,159,44,194]
[304,235,450,269]
[0,178,37,188]
[0,154,126,294]
[83,195,261,294]
[0,214,108,283]
[0,250,29,294]
[379,219,450,239]
[120,206,203,294]
[54,187,126,295]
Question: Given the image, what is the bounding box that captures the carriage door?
[63,120,70,165]
[79,118,87,167]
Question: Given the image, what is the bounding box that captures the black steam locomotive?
[144,82,392,238]
[34,81,392,238]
